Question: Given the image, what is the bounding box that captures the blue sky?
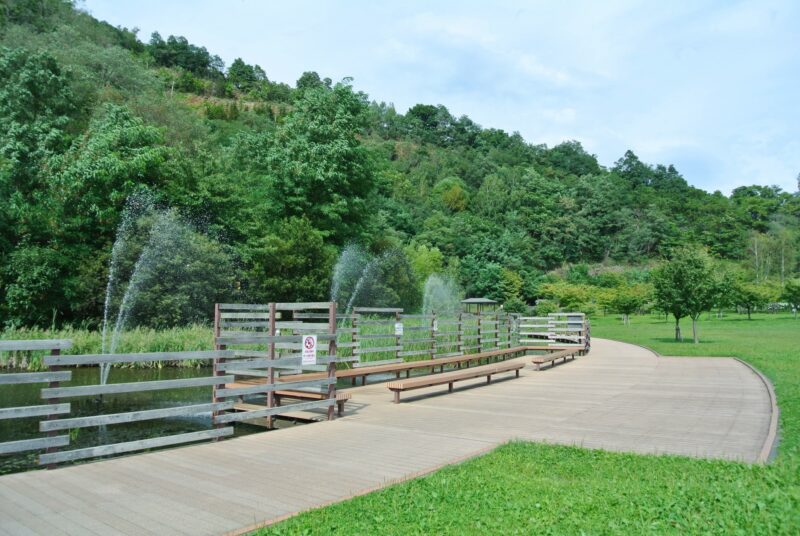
[81,0,799,194]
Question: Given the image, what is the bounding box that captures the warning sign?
[394,322,404,336]
[301,334,317,366]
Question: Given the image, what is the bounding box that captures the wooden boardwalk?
[0,339,774,535]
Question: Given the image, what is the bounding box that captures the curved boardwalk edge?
[732,358,780,463]
[601,337,779,464]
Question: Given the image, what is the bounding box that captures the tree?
[609,284,651,325]
[733,281,774,320]
[244,217,335,303]
[241,82,375,244]
[651,247,717,343]
[227,58,256,92]
[783,279,800,319]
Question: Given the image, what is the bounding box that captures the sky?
[80,0,799,195]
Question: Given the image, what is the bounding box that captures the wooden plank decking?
[0,339,775,535]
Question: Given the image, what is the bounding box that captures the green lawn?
[259,313,800,535]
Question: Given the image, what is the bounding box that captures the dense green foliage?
[0,0,798,329]
[260,314,800,535]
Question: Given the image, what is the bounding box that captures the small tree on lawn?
[609,284,651,325]
[652,247,717,343]
[783,279,800,319]
[733,281,773,320]
[712,269,738,318]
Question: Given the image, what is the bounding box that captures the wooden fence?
[518,312,590,353]
[39,349,235,466]
[0,340,72,466]
[212,302,345,426]
[352,310,519,363]
[0,307,573,470]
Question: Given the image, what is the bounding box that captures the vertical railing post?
[213,303,227,439]
[457,312,463,356]
[327,302,337,420]
[268,302,277,429]
[394,310,401,362]
[477,312,483,358]
[44,347,61,470]
[430,311,437,359]
[352,310,359,370]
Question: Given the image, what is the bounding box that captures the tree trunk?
[692,317,699,344]
[747,306,752,320]
[675,317,682,341]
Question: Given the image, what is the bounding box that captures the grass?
[0,325,214,369]
[258,313,800,535]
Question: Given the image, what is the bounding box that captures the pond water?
[0,367,278,475]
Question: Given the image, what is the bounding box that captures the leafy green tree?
[651,247,717,343]
[433,177,469,212]
[498,268,523,302]
[3,244,67,326]
[783,279,800,319]
[227,58,256,92]
[404,243,444,284]
[244,217,335,303]
[242,82,376,244]
[0,47,74,194]
[52,104,172,239]
[733,281,775,320]
[609,284,651,325]
[540,281,589,311]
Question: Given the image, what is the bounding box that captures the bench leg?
[448,382,453,393]
[516,369,520,378]
[486,374,492,384]
[396,371,400,379]
[362,375,367,386]
[440,365,444,373]
[351,377,356,386]
[393,390,400,404]
[406,370,410,378]
[337,400,344,417]
[535,363,541,371]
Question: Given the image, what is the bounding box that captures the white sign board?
[432,319,438,332]
[301,335,317,366]
[394,322,404,336]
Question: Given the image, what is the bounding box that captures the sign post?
[302,334,317,366]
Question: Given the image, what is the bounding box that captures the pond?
[0,367,280,475]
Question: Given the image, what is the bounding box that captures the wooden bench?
[280,346,529,386]
[529,348,580,370]
[274,390,351,417]
[386,360,525,403]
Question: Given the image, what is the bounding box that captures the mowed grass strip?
[259,313,800,535]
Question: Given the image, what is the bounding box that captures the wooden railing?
[39,349,235,466]
[0,339,72,466]
[352,310,519,363]
[213,302,347,425]
[519,312,590,353]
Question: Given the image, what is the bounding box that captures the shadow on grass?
[650,338,722,344]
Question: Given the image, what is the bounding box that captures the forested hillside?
[1,0,798,328]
